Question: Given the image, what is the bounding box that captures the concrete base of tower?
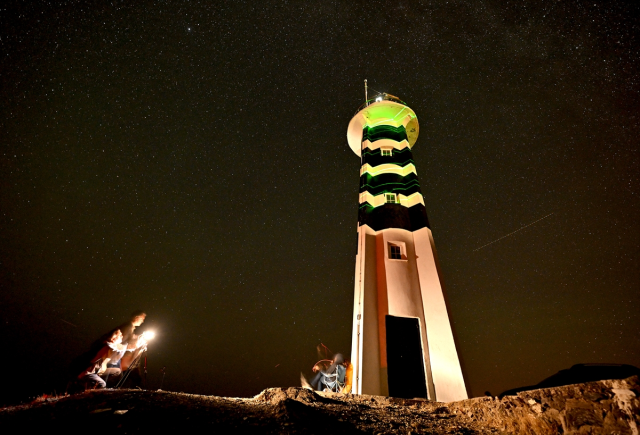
[350,224,468,402]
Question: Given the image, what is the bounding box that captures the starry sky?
[1,0,638,403]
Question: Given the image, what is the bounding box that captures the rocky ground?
[1,376,638,434]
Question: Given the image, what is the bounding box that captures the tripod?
[115,348,146,389]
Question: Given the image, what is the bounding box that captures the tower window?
[381,148,392,157]
[385,193,397,204]
[388,241,406,260]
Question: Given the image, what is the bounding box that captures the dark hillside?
[1,377,638,434]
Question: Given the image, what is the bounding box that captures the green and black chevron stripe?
[359,172,420,195]
[358,203,430,232]
[362,147,415,167]
[358,125,429,231]
[362,125,408,143]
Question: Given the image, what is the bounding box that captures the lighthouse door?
[385,315,428,399]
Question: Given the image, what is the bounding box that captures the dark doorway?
[386,315,427,399]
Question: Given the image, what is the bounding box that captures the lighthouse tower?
[347,91,467,402]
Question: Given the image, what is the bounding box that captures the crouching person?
[102,329,132,380]
[77,329,124,389]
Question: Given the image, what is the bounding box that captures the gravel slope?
[2,377,638,434]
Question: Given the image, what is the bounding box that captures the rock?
[89,408,111,413]
[444,376,639,435]
[254,387,322,405]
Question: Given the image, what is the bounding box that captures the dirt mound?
[254,386,325,405]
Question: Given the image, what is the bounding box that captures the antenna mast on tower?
[364,79,368,106]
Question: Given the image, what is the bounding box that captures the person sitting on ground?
[101,329,137,382]
[308,353,346,392]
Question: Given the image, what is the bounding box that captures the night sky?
[1,1,638,403]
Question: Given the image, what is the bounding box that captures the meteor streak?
[473,213,554,252]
